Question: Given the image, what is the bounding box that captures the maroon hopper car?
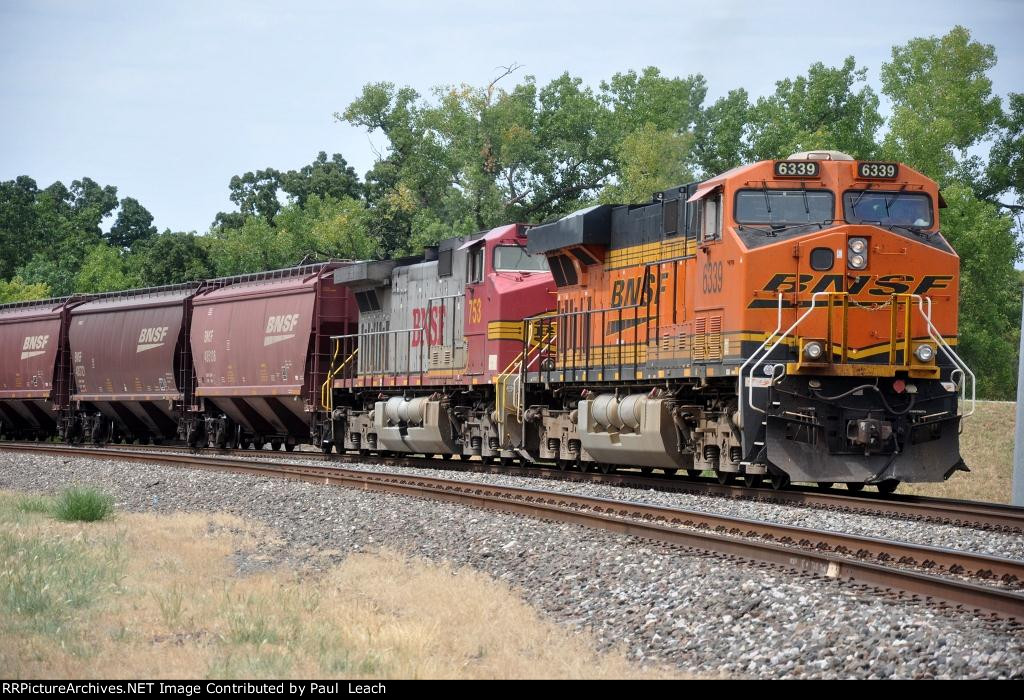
[0,298,79,438]
[67,284,203,443]
[189,264,357,449]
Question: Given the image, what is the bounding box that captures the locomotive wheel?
[769,473,790,490]
[716,472,732,485]
[876,479,900,495]
[321,443,334,455]
[846,482,865,492]
[742,474,763,488]
[816,482,834,490]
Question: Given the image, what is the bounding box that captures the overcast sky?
[1,0,1022,234]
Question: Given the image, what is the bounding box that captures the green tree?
[747,57,882,161]
[693,89,751,178]
[131,231,214,286]
[275,195,377,261]
[940,184,1022,399]
[207,216,295,276]
[600,124,693,204]
[881,26,1002,185]
[108,197,157,249]
[982,92,1024,211]
[0,176,41,279]
[282,152,363,206]
[74,242,141,293]
[0,276,50,303]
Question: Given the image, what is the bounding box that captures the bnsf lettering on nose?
[138,327,169,343]
[266,314,300,334]
[22,335,49,350]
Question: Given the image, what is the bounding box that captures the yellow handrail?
[320,342,359,411]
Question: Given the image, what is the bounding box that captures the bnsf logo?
[22,335,49,351]
[266,314,300,334]
[749,273,954,308]
[138,327,169,344]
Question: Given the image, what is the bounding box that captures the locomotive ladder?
[496,320,556,421]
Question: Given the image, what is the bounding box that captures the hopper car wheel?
[663,468,678,476]
[769,473,790,490]
[442,453,452,461]
[641,467,653,475]
[555,459,567,471]
[271,439,282,451]
[816,482,834,490]
[500,456,513,467]
[876,479,900,495]
[846,483,865,492]
[285,443,295,452]
[686,469,700,478]
[716,472,732,485]
[743,474,763,488]
[321,443,334,455]
[598,463,615,474]
[578,461,590,473]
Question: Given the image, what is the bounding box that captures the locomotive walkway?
[4,442,1023,620]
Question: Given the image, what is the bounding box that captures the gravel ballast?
[1,451,1021,679]
[209,451,1024,561]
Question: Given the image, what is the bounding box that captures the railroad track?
[3,442,1024,620]
[9,440,1022,533]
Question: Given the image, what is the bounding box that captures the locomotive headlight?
[803,341,824,361]
[848,238,868,269]
[914,344,935,363]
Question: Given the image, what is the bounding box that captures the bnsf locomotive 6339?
[0,152,973,493]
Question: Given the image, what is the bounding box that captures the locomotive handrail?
[745,292,830,414]
[738,294,785,414]
[913,295,976,418]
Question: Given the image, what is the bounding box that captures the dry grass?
[0,490,683,679]
[901,400,1016,503]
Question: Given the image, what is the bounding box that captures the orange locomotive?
[520,151,972,492]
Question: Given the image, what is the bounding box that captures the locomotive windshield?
[494,245,549,272]
[843,191,933,228]
[735,190,834,226]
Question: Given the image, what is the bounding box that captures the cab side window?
[468,246,484,283]
[702,193,722,242]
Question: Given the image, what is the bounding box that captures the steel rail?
[5,440,1023,533]
[4,443,1024,620]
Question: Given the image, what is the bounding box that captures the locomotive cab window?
[702,193,722,242]
[843,191,933,228]
[493,245,549,272]
[735,190,834,226]
[468,245,484,283]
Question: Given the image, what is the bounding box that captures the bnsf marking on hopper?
[264,314,300,346]
[20,334,50,359]
[748,274,953,307]
[137,326,170,352]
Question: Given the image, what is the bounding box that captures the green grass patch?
[54,488,114,522]
[16,495,53,514]
[0,531,121,639]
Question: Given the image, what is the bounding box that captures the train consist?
[0,152,974,491]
